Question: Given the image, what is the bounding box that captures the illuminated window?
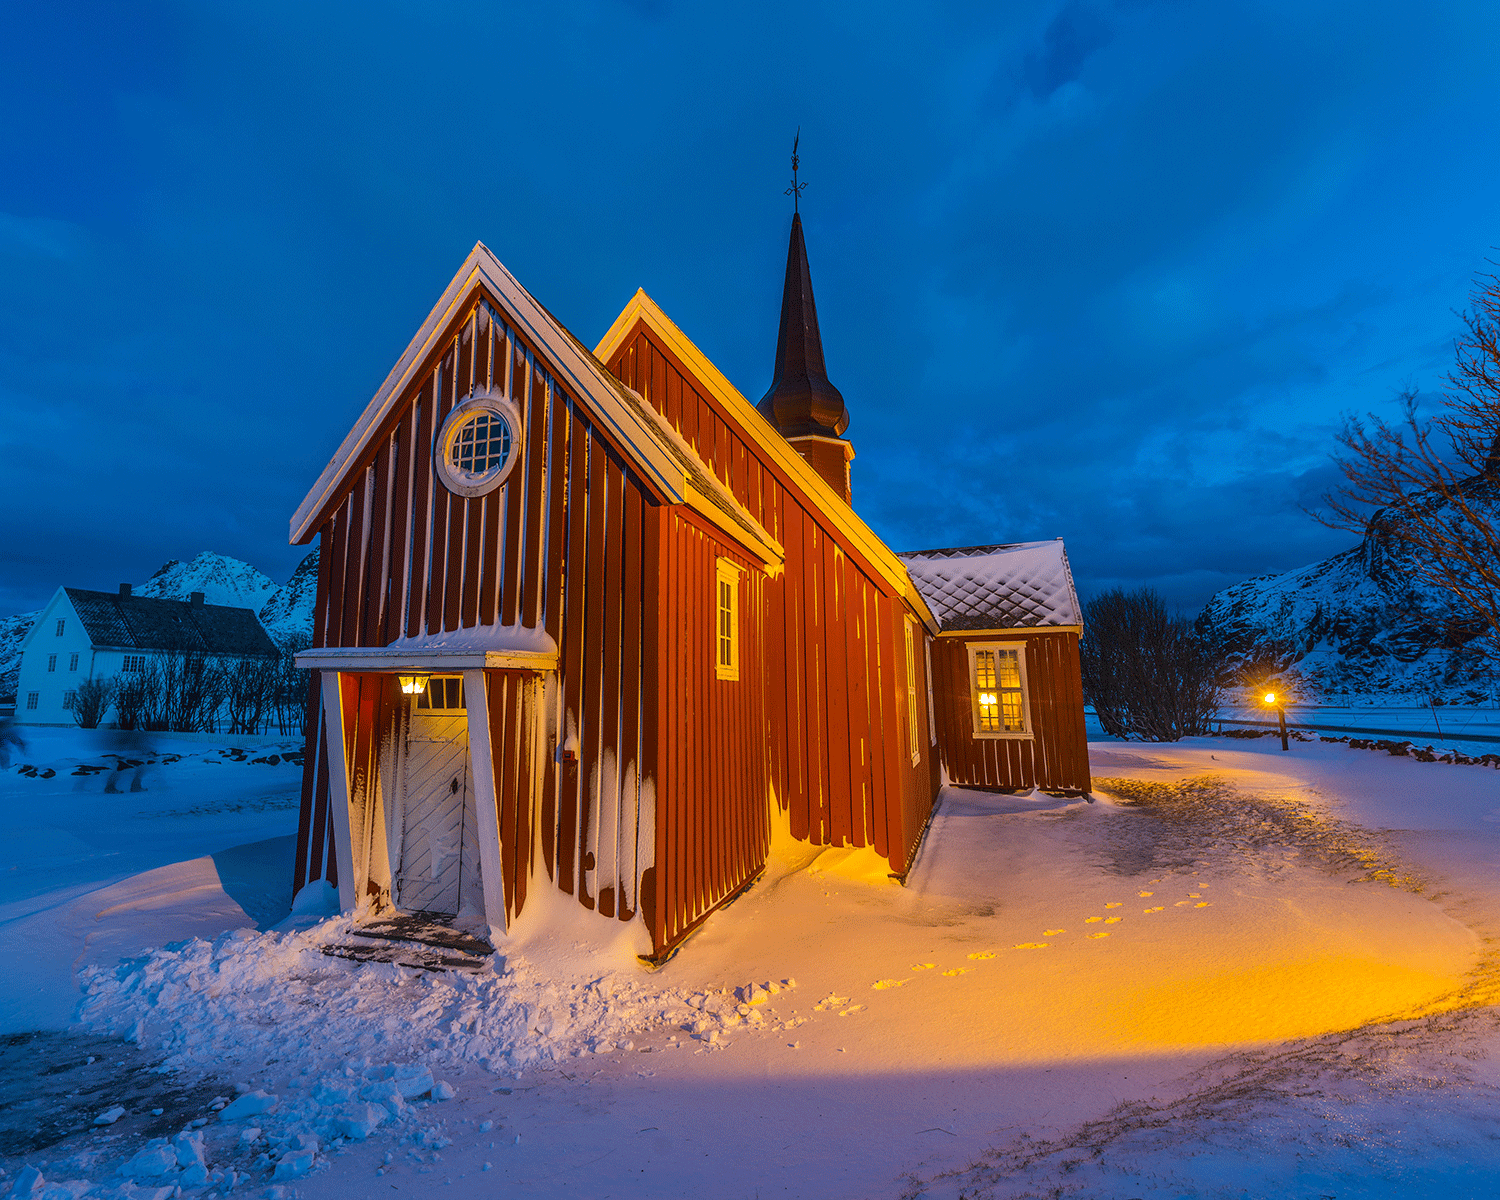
[416,676,466,711]
[715,559,740,681]
[435,393,524,498]
[967,643,1030,738]
[904,617,921,765]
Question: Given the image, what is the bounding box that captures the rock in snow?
[93,1105,126,1126]
[217,1090,279,1122]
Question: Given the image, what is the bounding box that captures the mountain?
[258,549,319,647]
[1,550,320,701]
[1202,485,1499,703]
[134,551,278,612]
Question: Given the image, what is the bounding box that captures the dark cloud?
[3,1,1500,619]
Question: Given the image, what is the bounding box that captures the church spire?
[756,212,850,440]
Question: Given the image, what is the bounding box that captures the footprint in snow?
[1088,932,1110,939]
[1138,891,1155,897]
[967,951,997,961]
[1144,907,1165,914]
[839,1005,865,1016]
[1043,929,1066,936]
[872,978,911,989]
[1014,943,1049,950]
[1104,917,1122,924]
[1195,902,1212,908]
[1104,902,1123,909]
[1174,901,1194,907]
[911,963,936,971]
[1084,917,1102,924]
[1189,893,1201,899]
[941,968,968,976]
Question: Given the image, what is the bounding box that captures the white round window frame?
[434,391,523,498]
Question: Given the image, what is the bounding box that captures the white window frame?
[903,617,921,765]
[64,690,77,710]
[55,619,64,636]
[26,692,38,710]
[69,652,79,672]
[715,558,741,682]
[47,654,57,673]
[434,391,524,498]
[415,675,467,712]
[966,641,1033,739]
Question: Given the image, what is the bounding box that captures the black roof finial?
[784,127,806,213]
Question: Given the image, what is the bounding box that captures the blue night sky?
[4,1,1500,616]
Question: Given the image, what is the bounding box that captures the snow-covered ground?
[4,730,1500,1198]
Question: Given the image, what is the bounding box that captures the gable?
[291,244,695,546]
[595,291,938,630]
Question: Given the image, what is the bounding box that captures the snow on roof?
[63,589,277,656]
[897,541,1081,631]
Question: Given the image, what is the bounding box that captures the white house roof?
[897,541,1081,632]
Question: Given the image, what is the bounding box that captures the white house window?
[26,692,38,710]
[55,619,64,636]
[416,676,466,711]
[968,643,1031,738]
[47,655,57,673]
[715,559,741,682]
[69,653,79,671]
[122,655,147,672]
[903,617,921,765]
[434,392,523,498]
[64,690,77,710]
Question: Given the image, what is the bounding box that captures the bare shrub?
[1082,587,1223,741]
[70,677,116,729]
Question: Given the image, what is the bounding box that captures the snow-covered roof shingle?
[897,541,1081,632]
[65,589,277,656]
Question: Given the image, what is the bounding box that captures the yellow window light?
[399,674,431,695]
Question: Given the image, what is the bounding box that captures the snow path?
[5,735,1500,1197]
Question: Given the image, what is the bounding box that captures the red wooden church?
[290,216,1090,961]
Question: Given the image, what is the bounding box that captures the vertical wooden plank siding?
[297,295,974,958]
[928,632,1090,793]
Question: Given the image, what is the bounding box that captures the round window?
[434,393,523,497]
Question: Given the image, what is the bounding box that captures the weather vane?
[784,128,806,213]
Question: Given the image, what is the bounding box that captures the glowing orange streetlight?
[1262,689,1289,752]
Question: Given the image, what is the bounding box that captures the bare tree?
[273,634,312,738]
[113,669,154,730]
[224,653,277,734]
[70,677,116,729]
[1315,268,1500,660]
[1082,588,1223,741]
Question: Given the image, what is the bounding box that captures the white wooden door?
[396,712,483,917]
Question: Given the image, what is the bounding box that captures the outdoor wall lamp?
[398,674,430,695]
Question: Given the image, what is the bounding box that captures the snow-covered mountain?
[1,550,320,700]
[134,551,278,612]
[258,549,319,647]
[1201,486,1499,703]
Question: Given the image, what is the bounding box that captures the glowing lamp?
[398,674,430,695]
[979,692,997,706]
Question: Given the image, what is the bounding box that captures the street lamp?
[1263,690,1289,752]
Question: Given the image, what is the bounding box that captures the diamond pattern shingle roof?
[897,541,1081,632]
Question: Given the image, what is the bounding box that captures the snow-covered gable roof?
[897,541,1081,632]
[61,589,277,656]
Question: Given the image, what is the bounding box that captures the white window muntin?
[715,558,741,682]
[967,641,1033,739]
[434,390,524,498]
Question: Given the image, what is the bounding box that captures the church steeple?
[757,212,855,503]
